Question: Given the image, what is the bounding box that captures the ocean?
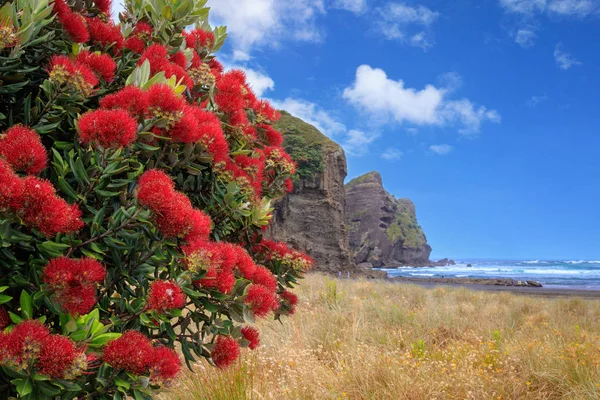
[379,260,600,290]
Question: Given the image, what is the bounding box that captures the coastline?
[388,276,600,298]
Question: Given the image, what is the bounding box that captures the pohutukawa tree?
[0,0,313,398]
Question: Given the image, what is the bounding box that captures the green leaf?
[12,377,33,397]
[20,291,33,320]
[89,332,121,348]
[0,294,12,305]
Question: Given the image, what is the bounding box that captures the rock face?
[266,112,356,273]
[345,172,432,267]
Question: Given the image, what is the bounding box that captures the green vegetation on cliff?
[275,111,339,180]
[386,198,427,248]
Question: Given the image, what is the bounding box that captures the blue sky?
[115,1,600,260]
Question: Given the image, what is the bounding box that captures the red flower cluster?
[53,0,89,43]
[245,284,279,318]
[184,28,215,50]
[211,335,240,368]
[43,257,107,315]
[99,85,149,120]
[253,239,315,272]
[241,326,260,350]
[279,290,299,315]
[251,265,278,292]
[86,17,124,51]
[0,125,48,174]
[77,109,138,148]
[103,331,181,384]
[48,55,98,96]
[76,50,116,82]
[0,158,22,212]
[0,320,86,379]
[182,240,238,294]
[125,22,153,54]
[137,169,212,240]
[140,44,193,89]
[11,176,83,237]
[147,280,186,313]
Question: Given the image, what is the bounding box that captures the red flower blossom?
[140,45,193,89]
[185,209,213,242]
[285,178,294,193]
[52,0,71,19]
[279,290,298,315]
[43,257,106,315]
[86,17,124,50]
[252,266,278,292]
[147,280,186,313]
[209,59,224,79]
[77,109,138,148]
[234,247,257,280]
[0,125,48,174]
[94,0,112,14]
[253,100,280,123]
[155,192,195,237]
[259,124,283,147]
[149,346,181,386]
[0,307,10,330]
[211,336,240,368]
[103,331,153,375]
[37,334,79,378]
[60,12,90,43]
[76,50,116,82]
[184,29,215,50]
[182,239,222,273]
[169,106,200,143]
[215,70,248,115]
[0,159,23,212]
[99,85,149,119]
[125,36,145,53]
[10,320,50,363]
[14,177,84,237]
[241,326,260,350]
[136,169,175,210]
[146,84,186,119]
[124,22,153,53]
[48,55,98,96]
[245,284,279,318]
[170,51,188,69]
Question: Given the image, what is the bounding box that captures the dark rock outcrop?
[345,172,432,267]
[266,112,356,273]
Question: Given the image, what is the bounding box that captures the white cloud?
[208,0,325,57]
[343,65,500,135]
[220,60,275,96]
[344,130,378,155]
[554,43,582,70]
[499,0,547,14]
[499,0,598,15]
[331,0,367,13]
[526,94,548,106]
[547,0,597,15]
[381,148,404,160]
[375,3,440,49]
[429,144,454,155]
[269,98,377,155]
[269,98,345,135]
[514,28,537,47]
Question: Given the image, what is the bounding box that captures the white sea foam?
[410,273,435,277]
[524,260,540,264]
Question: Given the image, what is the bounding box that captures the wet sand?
[390,277,600,298]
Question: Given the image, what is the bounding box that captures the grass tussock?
[164,274,600,400]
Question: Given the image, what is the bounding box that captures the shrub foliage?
[0,0,313,398]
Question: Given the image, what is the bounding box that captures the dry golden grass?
[163,274,600,400]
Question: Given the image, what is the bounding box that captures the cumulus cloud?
[268,98,377,156]
[381,148,404,160]
[514,28,537,47]
[331,0,367,13]
[374,2,440,50]
[343,65,500,135]
[554,43,582,70]
[429,144,454,155]
[499,0,599,15]
[208,0,325,58]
